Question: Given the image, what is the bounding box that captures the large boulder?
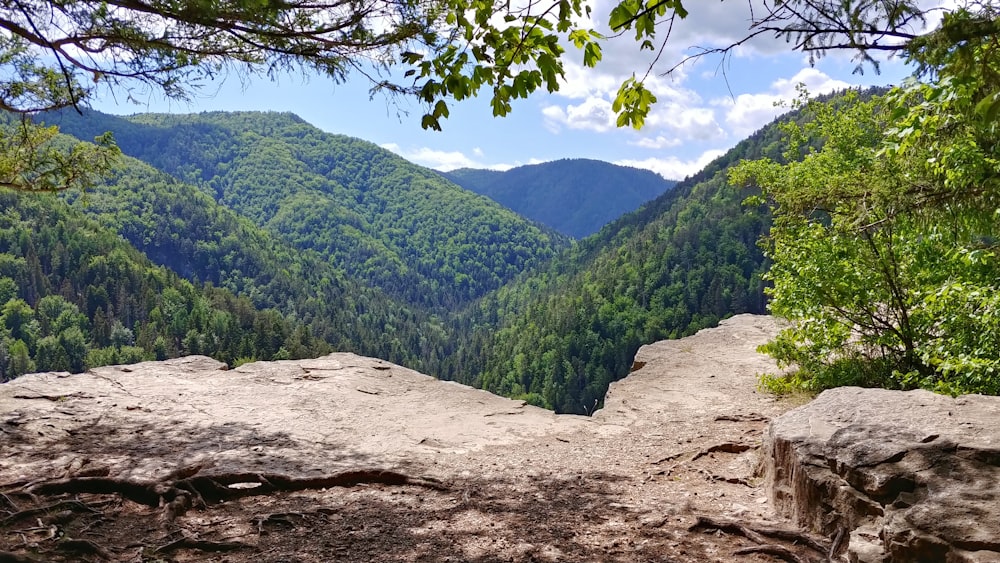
[763,386,1000,562]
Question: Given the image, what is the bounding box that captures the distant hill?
[45,110,570,311]
[443,159,677,239]
[444,116,794,413]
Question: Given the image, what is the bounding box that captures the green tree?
[732,57,1000,396]
[59,326,89,373]
[35,335,69,372]
[2,298,38,351]
[4,0,989,140]
[7,338,34,376]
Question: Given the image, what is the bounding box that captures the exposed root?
[55,538,112,560]
[697,470,751,487]
[1,500,101,527]
[154,536,249,554]
[691,516,831,562]
[251,510,325,534]
[734,544,814,563]
[714,413,769,422]
[0,551,38,563]
[26,468,447,518]
[690,442,754,462]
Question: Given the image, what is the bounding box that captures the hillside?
[0,191,334,379]
[18,107,786,411]
[56,153,452,373]
[443,159,676,238]
[45,110,569,310]
[444,118,790,413]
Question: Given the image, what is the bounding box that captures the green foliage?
[51,109,568,310]
[733,45,1000,397]
[445,121,785,413]
[0,120,119,193]
[0,190,339,379]
[444,159,676,239]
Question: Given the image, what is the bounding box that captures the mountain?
[443,159,677,238]
[46,110,570,311]
[0,190,335,380]
[57,152,451,373]
[15,106,799,415]
[442,119,792,413]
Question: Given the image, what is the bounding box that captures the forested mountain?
[0,191,334,380]
[440,121,791,413]
[60,154,451,373]
[443,160,676,238]
[9,107,791,415]
[46,110,569,310]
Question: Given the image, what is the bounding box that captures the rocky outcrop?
[764,387,1000,562]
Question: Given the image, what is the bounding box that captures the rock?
[0,353,590,483]
[763,386,1000,562]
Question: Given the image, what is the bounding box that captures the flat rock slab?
[1,315,815,562]
[764,386,1000,562]
[1,354,588,483]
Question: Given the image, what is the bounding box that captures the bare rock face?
[764,386,1000,562]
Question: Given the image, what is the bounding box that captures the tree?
[731,26,1000,396]
[2,0,990,139]
[0,0,993,194]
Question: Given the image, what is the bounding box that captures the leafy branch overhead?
[0,0,994,191]
[0,0,992,130]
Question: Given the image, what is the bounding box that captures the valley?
[0,106,780,413]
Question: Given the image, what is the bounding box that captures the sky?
[90,0,918,181]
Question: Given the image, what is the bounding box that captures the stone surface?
[764,386,1000,562]
[1,314,798,562]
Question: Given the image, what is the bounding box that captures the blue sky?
[91,0,917,180]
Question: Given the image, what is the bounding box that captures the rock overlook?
[2,314,999,562]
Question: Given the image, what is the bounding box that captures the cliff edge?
[0,315,829,561]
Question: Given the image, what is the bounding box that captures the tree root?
[55,538,112,560]
[734,544,814,563]
[25,468,447,518]
[690,442,754,462]
[697,469,751,487]
[0,551,38,563]
[690,516,834,562]
[1,500,101,527]
[153,536,248,554]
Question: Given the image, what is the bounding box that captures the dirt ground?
[0,315,824,562]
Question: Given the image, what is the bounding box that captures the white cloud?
[616,149,726,180]
[381,143,480,171]
[380,144,542,172]
[713,67,851,136]
[630,135,682,149]
[542,96,617,132]
[644,102,725,141]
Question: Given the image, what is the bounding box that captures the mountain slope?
[0,190,334,379]
[57,150,452,373]
[444,120,791,413]
[443,159,676,238]
[46,110,569,310]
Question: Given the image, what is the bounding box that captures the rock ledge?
[764,386,1000,562]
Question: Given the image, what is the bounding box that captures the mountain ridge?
[45,109,570,311]
[443,158,677,238]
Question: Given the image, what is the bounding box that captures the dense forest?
[0,106,798,413]
[19,78,998,412]
[46,110,569,311]
[440,121,788,412]
[443,160,676,238]
[0,191,336,379]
